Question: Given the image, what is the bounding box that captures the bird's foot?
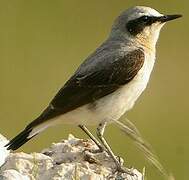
[115,165,134,176]
[112,156,134,176]
[108,165,136,180]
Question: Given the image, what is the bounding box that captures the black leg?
[96,122,133,175]
[78,124,105,152]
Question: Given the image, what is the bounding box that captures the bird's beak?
[158,14,182,23]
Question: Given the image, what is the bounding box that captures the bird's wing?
[27,48,144,128]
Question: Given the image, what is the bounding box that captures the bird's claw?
[113,164,135,176]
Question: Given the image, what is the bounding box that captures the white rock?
[0,134,10,167]
[0,170,29,180]
[0,134,143,180]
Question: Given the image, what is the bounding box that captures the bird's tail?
[5,127,36,150]
[5,106,57,150]
[5,120,52,151]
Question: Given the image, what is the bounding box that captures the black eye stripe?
[126,16,158,36]
[139,16,160,25]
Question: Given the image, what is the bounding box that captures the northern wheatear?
[6,6,181,173]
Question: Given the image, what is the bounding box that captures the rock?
[0,134,143,180]
[0,170,29,180]
[0,134,10,167]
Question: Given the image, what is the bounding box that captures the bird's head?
[111,6,182,49]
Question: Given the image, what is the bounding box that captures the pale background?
[0,1,188,180]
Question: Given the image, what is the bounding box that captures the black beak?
[158,14,182,23]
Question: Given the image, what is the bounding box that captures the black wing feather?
[5,47,145,150]
[5,128,33,150]
[27,48,145,128]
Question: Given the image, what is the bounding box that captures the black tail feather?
[5,128,34,150]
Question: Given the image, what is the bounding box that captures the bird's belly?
[92,74,150,123]
[59,79,146,125]
[57,58,154,125]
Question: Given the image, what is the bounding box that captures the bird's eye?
[141,16,149,22]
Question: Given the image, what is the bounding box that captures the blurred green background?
[0,0,188,179]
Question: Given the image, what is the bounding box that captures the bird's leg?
[96,122,133,175]
[78,124,105,152]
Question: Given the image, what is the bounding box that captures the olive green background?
[0,1,188,180]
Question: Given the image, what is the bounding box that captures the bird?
[5,6,181,173]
